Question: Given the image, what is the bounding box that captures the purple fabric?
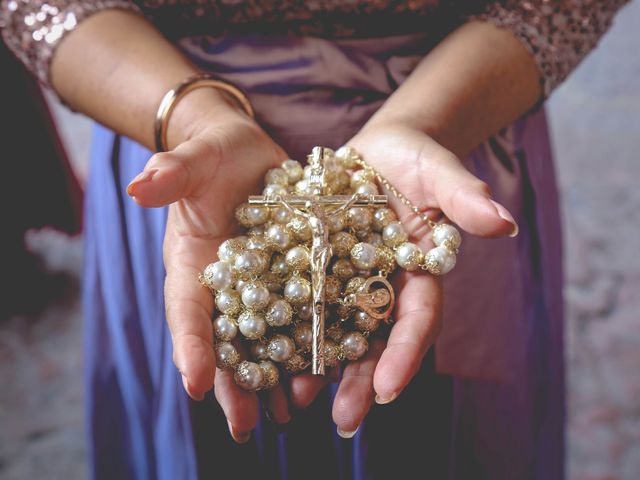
[84,32,564,479]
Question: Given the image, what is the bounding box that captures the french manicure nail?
[127,169,158,196]
[489,200,519,238]
[337,425,359,439]
[375,392,397,405]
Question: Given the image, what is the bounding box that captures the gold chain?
[353,158,437,230]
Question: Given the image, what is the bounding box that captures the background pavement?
[0,3,638,478]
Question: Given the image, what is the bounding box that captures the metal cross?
[249,147,388,375]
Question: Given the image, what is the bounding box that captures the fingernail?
[127,169,158,196]
[181,374,204,401]
[337,425,359,439]
[228,420,251,444]
[375,392,397,405]
[490,200,519,238]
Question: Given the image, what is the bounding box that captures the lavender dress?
[0,1,630,479]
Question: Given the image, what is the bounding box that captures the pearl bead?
[285,245,311,271]
[267,334,296,362]
[346,207,373,231]
[354,310,381,333]
[236,204,269,227]
[234,361,264,391]
[234,251,267,278]
[259,361,280,389]
[372,208,397,231]
[215,342,240,369]
[263,183,288,197]
[364,232,383,247]
[281,159,304,183]
[355,182,379,196]
[395,242,424,271]
[250,342,269,361]
[213,314,238,341]
[335,146,360,169]
[261,272,283,293]
[287,216,312,241]
[284,277,312,305]
[424,245,457,275]
[323,339,341,367]
[271,206,292,224]
[238,311,267,340]
[340,332,368,361]
[215,289,242,316]
[331,231,358,258]
[270,254,289,276]
[241,283,270,310]
[431,223,462,250]
[201,261,232,291]
[332,258,356,281]
[265,167,289,186]
[295,179,312,195]
[266,224,291,252]
[326,213,346,233]
[293,322,313,350]
[283,353,308,374]
[265,299,293,327]
[217,239,242,263]
[350,169,375,188]
[235,278,249,293]
[297,303,313,321]
[246,235,270,251]
[350,242,377,270]
[382,222,408,248]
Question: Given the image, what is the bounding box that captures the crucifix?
[249,147,388,375]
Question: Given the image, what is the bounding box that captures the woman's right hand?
[126,101,330,443]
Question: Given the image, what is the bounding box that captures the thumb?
[430,152,518,238]
[127,139,219,207]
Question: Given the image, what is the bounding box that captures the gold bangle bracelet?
[154,74,255,152]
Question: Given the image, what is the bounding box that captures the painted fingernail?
[490,200,519,238]
[228,420,251,444]
[181,374,204,401]
[337,425,359,439]
[375,392,397,405]
[127,169,158,196]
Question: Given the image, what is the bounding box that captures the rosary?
[199,146,461,391]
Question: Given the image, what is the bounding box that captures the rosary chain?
[353,158,436,230]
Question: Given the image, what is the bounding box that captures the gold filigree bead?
[235,203,269,227]
[335,145,361,169]
[259,361,280,390]
[332,258,356,281]
[336,303,354,320]
[261,272,283,293]
[330,231,358,258]
[326,323,345,342]
[345,277,367,295]
[283,353,309,374]
[325,275,343,304]
[215,342,241,370]
[292,322,313,350]
[287,216,312,242]
[349,168,375,188]
[375,245,397,273]
[281,159,304,183]
[323,339,341,368]
[265,167,289,186]
[346,207,373,231]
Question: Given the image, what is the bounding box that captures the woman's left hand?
[330,121,518,437]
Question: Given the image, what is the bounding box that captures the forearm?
[367,21,542,157]
[50,9,232,150]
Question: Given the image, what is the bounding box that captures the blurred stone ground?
[0,3,639,478]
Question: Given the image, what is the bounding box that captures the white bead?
[246,235,270,251]
[295,179,312,194]
[271,206,292,224]
[431,223,462,250]
[265,299,293,327]
[372,208,397,231]
[350,169,374,188]
[354,310,381,333]
[215,289,241,316]
[259,360,280,389]
[241,283,270,310]
[270,254,289,276]
[350,242,377,270]
[293,322,313,349]
[265,167,289,186]
[326,213,346,233]
[297,303,313,321]
[244,206,269,226]
[238,311,267,339]
[266,224,291,251]
[340,332,368,360]
[285,245,311,271]
[347,207,373,231]
[234,361,264,391]
[284,277,312,304]
[382,222,408,248]
[250,342,270,361]
[281,159,304,183]
[335,145,359,169]
[424,245,457,275]
[267,334,296,362]
[201,261,232,291]
[213,314,238,341]
[355,182,379,196]
[215,342,240,369]
[395,242,424,271]
[234,251,267,278]
[263,183,288,197]
[217,239,240,263]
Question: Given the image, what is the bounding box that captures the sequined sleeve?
[0,0,141,85]
[470,0,630,97]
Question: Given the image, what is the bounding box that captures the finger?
[165,234,218,400]
[373,272,442,404]
[426,148,518,238]
[127,138,220,207]
[332,340,385,437]
[214,366,259,443]
[263,384,291,425]
[288,372,330,410]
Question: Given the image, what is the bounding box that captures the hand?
[126,107,332,443]
[331,122,518,436]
